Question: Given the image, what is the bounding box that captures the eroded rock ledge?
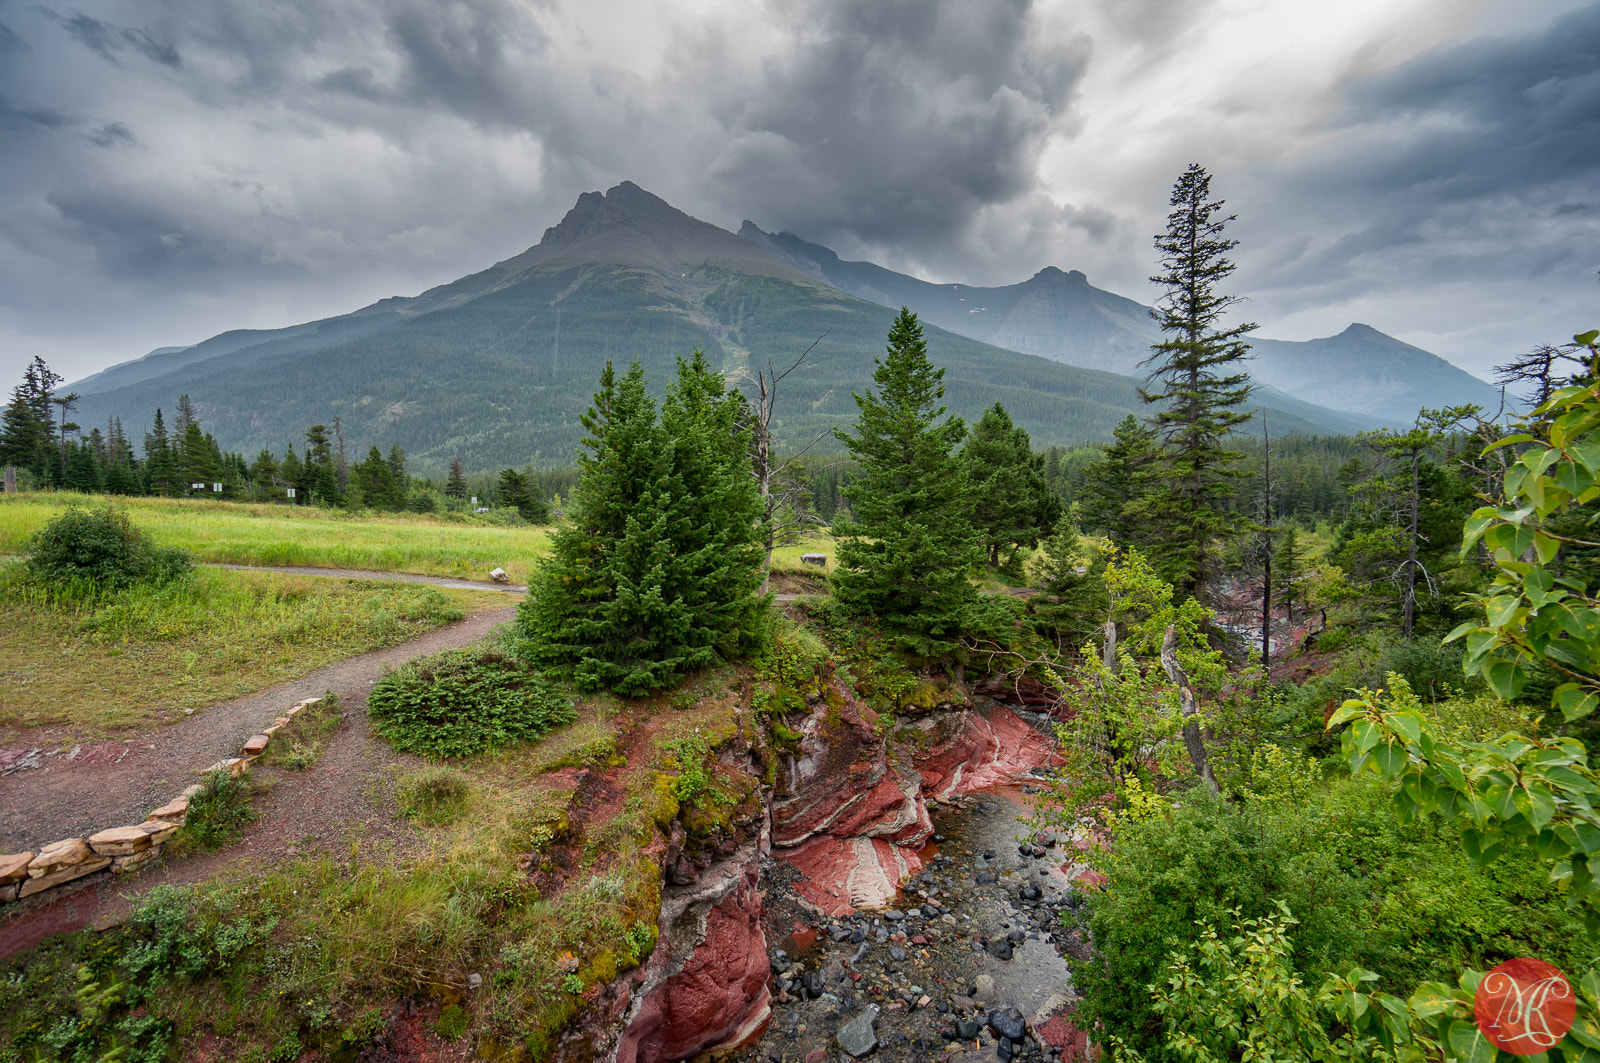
[569,678,1066,1063]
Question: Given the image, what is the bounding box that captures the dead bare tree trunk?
[1161,625,1220,794]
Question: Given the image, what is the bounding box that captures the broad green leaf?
[1484,658,1528,700]
[1374,742,1409,780]
[1390,712,1424,745]
[1408,981,1458,1019]
[1558,684,1600,721]
[1449,1019,1498,1063]
[1354,719,1381,754]
[1328,699,1370,728]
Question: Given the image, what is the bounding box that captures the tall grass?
[0,563,475,732]
[0,494,551,583]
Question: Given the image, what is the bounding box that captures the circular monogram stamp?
[1474,957,1576,1055]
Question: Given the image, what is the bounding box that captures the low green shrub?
[172,769,256,853]
[368,649,576,760]
[24,504,191,595]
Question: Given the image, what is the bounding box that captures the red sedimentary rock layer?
[773,695,1060,917]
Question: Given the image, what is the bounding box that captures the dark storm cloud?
[56,12,179,67]
[85,120,136,148]
[697,0,1091,267]
[1241,4,1600,305]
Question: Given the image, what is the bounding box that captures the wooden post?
[3,466,15,494]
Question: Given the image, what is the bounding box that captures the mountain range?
[68,182,1503,472]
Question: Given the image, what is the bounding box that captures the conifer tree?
[386,445,410,509]
[0,356,61,478]
[144,409,179,497]
[496,468,549,523]
[831,308,980,655]
[1077,414,1160,546]
[1140,164,1257,603]
[520,356,764,694]
[445,457,467,499]
[961,402,1062,570]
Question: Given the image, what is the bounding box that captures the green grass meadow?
[0,494,552,584]
[0,564,509,734]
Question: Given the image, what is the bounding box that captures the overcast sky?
[1,0,1596,387]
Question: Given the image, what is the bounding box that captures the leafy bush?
[368,649,576,759]
[173,769,257,853]
[1073,773,1598,1061]
[24,504,191,594]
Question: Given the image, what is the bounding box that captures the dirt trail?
[0,606,518,855]
[212,563,527,593]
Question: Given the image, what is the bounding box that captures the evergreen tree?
[520,357,765,694]
[1139,164,1257,603]
[961,402,1062,571]
[446,457,468,499]
[0,356,62,478]
[1077,415,1161,546]
[303,425,340,505]
[831,308,980,655]
[279,446,304,503]
[656,349,766,656]
[181,421,221,494]
[62,440,102,493]
[1027,519,1110,652]
[496,468,549,523]
[142,409,178,497]
[386,444,410,509]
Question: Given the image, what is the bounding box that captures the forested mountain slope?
[72,183,1363,471]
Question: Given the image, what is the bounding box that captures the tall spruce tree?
[961,402,1062,571]
[1139,164,1257,603]
[520,355,764,695]
[831,308,980,655]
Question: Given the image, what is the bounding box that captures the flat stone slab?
[89,825,156,857]
[0,852,34,884]
[147,797,189,822]
[242,734,270,755]
[29,838,90,877]
[19,856,111,897]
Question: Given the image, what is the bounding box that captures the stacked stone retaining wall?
[0,695,327,906]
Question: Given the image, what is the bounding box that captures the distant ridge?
[71,182,1380,471]
[738,223,1504,427]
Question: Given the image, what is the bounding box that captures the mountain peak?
[1031,266,1088,285]
[538,181,693,250]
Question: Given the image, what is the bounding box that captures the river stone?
[989,1006,1027,1042]
[972,974,995,1001]
[837,1006,879,1057]
[954,1018,982,1039]
[985,938,1014,961]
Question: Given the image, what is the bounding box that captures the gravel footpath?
[0,605,517,854]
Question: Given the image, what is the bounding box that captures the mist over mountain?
[72,183,1391,472]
